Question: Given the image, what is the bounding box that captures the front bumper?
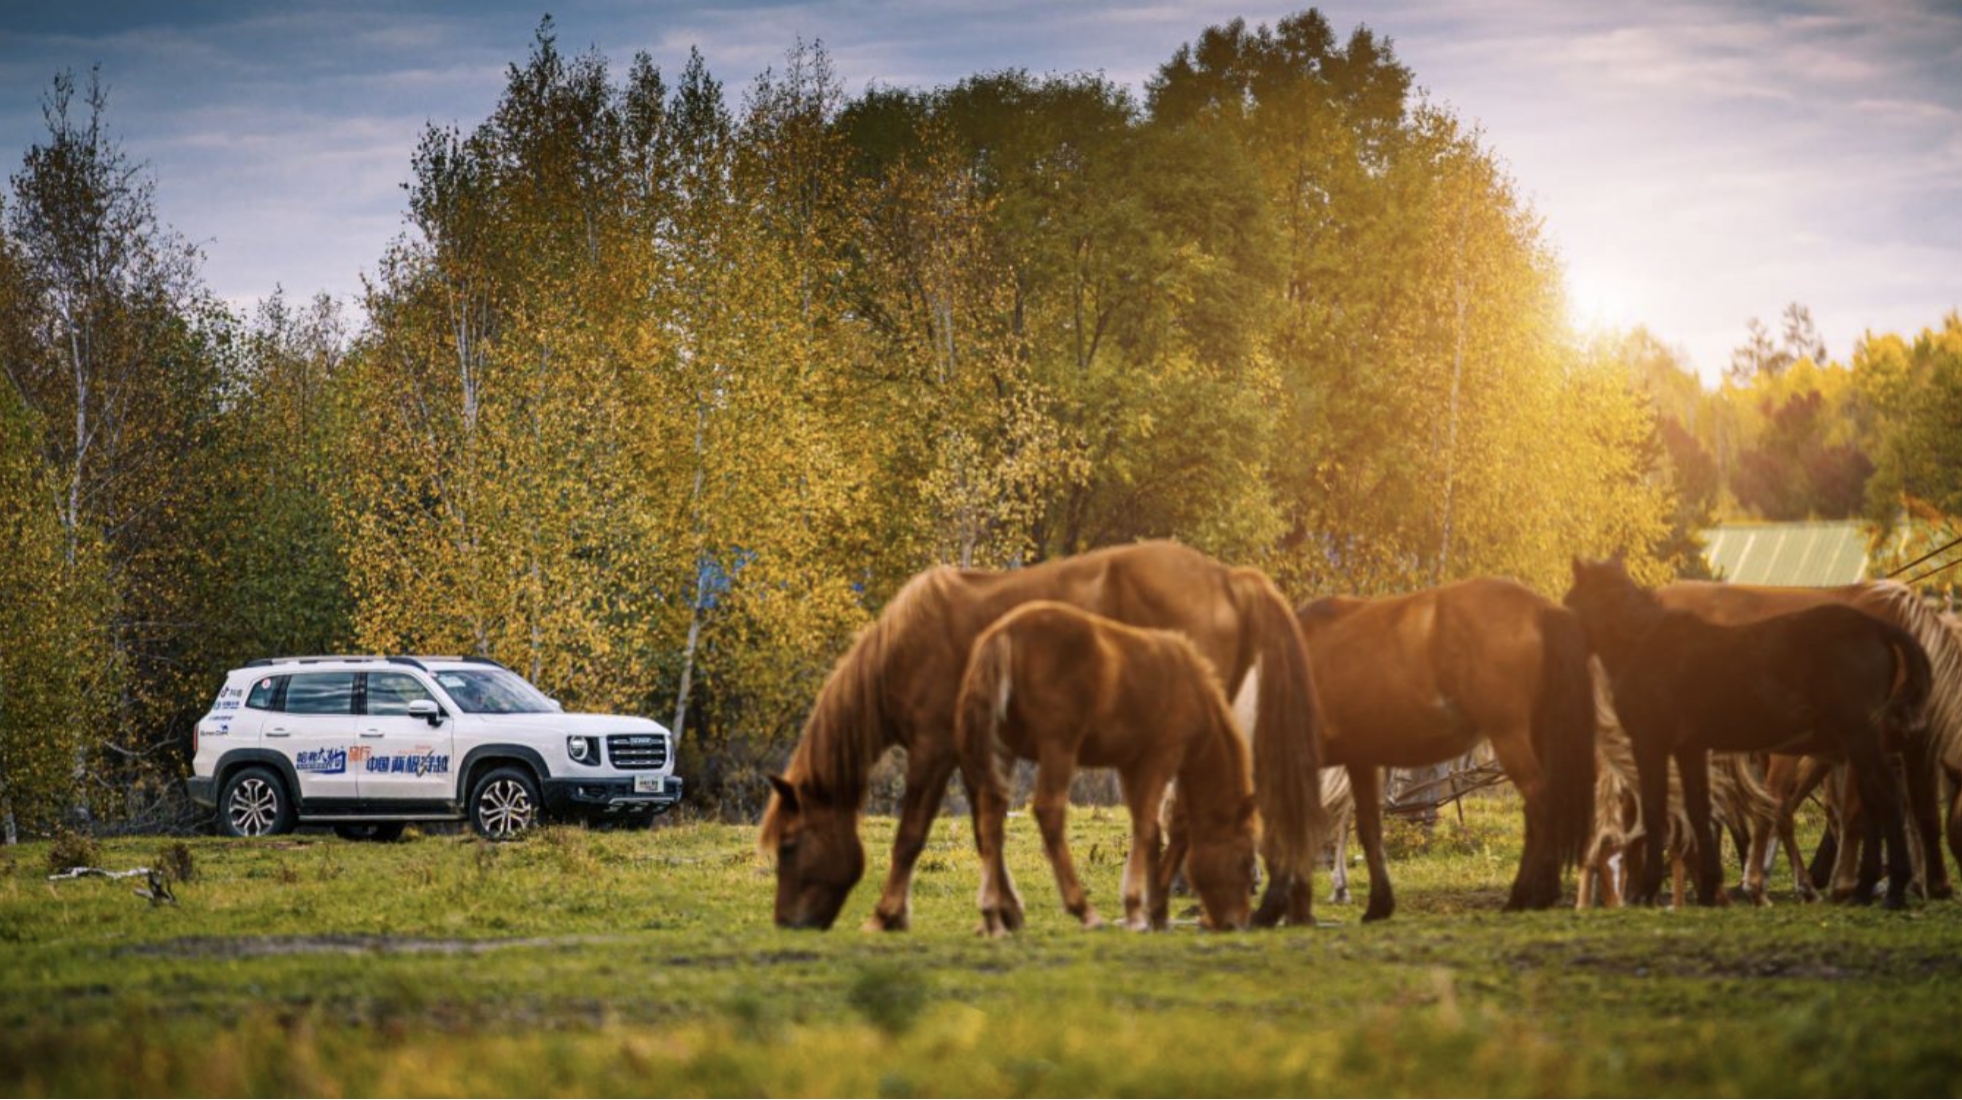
[186,776,217,808]
[542,775,684,818]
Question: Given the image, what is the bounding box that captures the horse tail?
[1883,621,1935,741]
[955,620,1017,797]
[1587,658,1637,861]
[1229,568,1326,886]
[1535,606,1596,869]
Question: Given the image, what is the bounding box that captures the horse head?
[1563,554,1658,669]
[1187,794,1260,931]
[764,775,866,930]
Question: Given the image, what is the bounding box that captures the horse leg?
[1350,765,1395,922]
[863,742,957,932]
[1330,803,1353,905]
[1830,766,1867,903]
[1904,740,1949,900]
[1743,755,1791,906]
[1848,741,1913,910]
[1032,751,1100,929]
[1633,735,1671,906]
[1677,746,1723,906]
[964,748,1023,937]
[1490,726,1558,911]
[1118,763,1172,931]
[1155,788,1190,929]
[1948,770,1962,891]
[1777,756,1827,903]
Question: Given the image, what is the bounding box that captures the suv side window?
[365,672,436,715]
[284,672,356,715]
[245,675,285,710]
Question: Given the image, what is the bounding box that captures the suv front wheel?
[470,766,542,840]
[219,766,295,837]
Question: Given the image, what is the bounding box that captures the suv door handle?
[265,727,290,737]
[360,730,384,738]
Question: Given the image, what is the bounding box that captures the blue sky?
[3,1,1958,381]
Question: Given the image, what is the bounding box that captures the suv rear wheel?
[470,766,541,840]
[219,766,295,837]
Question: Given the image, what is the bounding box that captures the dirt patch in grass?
[120,933,632,959]
[1508,942,1962,982]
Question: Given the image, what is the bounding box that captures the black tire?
[334,822,407,843]
[217,766,295,838]
[469,766,542,840]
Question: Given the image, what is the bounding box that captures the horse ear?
[1571,555,1584,577]
[1610,548,1627,568]
[1238,793,1259,829]
[767,774,799,812]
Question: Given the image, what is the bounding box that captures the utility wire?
[1886,533,1962,579]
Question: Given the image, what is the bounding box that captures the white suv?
[186,655,683,839]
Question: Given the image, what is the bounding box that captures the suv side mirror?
[547,697,564,712]
[408,698,443,726]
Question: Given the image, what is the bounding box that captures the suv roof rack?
[245,655,389,668]
[460,654,511,672]
[385,656,428,671]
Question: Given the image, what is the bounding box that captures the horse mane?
[1853,582,1962,769]
[757,566,955,853]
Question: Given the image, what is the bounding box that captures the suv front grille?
[607,733,669,770]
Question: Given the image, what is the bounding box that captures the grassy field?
[3,794,1960,1097]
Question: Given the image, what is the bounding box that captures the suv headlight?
[566,735,600,764]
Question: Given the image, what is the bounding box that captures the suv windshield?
[431,668,556,714]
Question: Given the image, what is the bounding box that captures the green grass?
[3,795,1960,1097]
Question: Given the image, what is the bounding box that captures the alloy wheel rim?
[228,778,279,836]
[478,779,535,837]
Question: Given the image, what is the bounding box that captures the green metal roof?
[1700,521,1871,586]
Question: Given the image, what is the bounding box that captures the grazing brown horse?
[1656,580,1962,901]
[1295,577,1596,921]
[1566,557,1932,909]
[760,541,1324,931]
[955,602,1258,935]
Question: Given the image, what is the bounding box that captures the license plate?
[633,775,665,794]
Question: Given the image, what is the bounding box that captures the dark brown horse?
[955,602,1258,935]
[1656,580,1962,900]
[1295,577,1596,920]
[1566,557,1933,909]
[760,541,1324,931]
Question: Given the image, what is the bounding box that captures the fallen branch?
[47,866,177,906]
[48,866,152,882]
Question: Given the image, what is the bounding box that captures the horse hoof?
[862,911,908,933]
[1081,913,1107,931]
[1331,888,1351,905]
[1362,904,1394,923]
[1930,883,1955,902]
[1884,895,1908,912]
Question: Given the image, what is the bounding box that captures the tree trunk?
[670,401,711,741]
[1433,239,1468,587]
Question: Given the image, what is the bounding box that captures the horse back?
[1624,605,1907,754]
[1302,578,1553,754]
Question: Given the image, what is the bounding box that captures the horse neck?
[1180,705,1251,841]
[791,616,905,811]
[1593,589,1666,673]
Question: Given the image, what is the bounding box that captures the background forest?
[2,12,1958,837]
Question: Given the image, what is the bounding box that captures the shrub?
[46,827,98,875]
